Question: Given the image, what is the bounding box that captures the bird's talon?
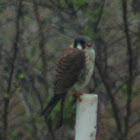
[73,93,83,102]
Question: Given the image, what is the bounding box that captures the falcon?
[41,37,95,125]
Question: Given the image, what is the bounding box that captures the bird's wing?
[41,48,85,116]
[54,48,85,94]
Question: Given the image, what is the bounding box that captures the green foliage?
[10,129,18,138]
[122,84,127,91]
[120,84,138,94]
[3,93,9,98]
[19,114,27,121]
[0,1,8,12]
[72,0,88,10]
[16,87,22,92]
[59,0,92,11]
[86,25,100,40]
[17,73,25,79]
[63,97,75,128]
[71,0,92,6]
[132,85,139,95]
[25,55,32,61]
[35,115,44,122]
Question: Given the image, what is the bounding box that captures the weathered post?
[75,94,98,140]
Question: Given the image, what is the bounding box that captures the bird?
[41,37,95,125]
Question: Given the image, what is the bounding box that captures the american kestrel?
[41,37,95,122]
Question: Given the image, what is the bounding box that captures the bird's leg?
[55,95,66,129]
[73,92,83,102]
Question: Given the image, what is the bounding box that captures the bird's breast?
[73,48,95,92]
[84,48,95,85]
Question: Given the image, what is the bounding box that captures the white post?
[75,94,98,140]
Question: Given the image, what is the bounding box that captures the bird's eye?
[87,42,91,47]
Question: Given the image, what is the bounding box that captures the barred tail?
[40,93,65,117]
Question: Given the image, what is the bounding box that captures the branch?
[95,61,122,135]
[91,0,123,137]
[129,132,140,140]
[32,0,48,91]
[121,0,133,138]
[94,0,106,32]
[24,0,76,17]
[92,0,122,136]
[129,118,140,130]
[3,0,22,139]
[30,75,55,140]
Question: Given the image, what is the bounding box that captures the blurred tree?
[0,0,140,140]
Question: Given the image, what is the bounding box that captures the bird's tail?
[40,93,65,117]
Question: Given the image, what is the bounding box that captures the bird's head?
[70,37,92,50]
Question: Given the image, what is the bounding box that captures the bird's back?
[53,48,85,94]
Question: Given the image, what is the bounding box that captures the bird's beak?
[70,42,74,48]
[87,42,92,48]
